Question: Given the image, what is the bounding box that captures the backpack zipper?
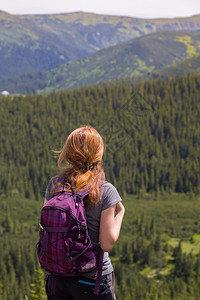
[42,206,87,234]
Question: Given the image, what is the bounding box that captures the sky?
[0,0,200,19]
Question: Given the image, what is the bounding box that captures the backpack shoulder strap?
[94,248,104,294]
[54,182,74,194]
[76,189,90,199]
[54,181,107,199]
[75,181,107,200]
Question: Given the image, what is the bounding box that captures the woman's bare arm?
[99,202,125,252]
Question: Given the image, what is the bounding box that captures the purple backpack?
[37,183,104,294]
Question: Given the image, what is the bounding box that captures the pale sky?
[0,0,200,19]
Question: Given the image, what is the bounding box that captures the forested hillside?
[1,74,200,299]
[1,31,200,94]
[0,11,200,80]
[1,74,200,197]
[152,52,200,78]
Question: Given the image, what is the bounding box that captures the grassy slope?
[151,52,200,78]
[1,192,200,279]
[122,193,200,239]
[1,31,200,94]
[0,11,200,80]
[2,192,199,244]
[115,192,200,278]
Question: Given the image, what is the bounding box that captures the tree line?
[0,74,200,200]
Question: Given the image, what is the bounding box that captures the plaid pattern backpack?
[37,183,104,294]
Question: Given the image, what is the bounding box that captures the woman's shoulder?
[100,181,122,211]
[101,181,120,194]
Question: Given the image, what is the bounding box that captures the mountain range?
[0,11,200,93]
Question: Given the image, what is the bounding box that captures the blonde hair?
[52,126,105,205]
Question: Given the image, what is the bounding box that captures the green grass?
[122,193,200,239]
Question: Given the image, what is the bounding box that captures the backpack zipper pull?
[78,223,81,239]
[73,195,79,208]
[84,227,88,244]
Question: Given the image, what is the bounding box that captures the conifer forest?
[1,74,200,299]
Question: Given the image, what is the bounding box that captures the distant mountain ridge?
[1,31,200,94]
[1,11,200,81]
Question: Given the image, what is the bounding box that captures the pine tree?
[0,277,3,300]
[29,269,46,300]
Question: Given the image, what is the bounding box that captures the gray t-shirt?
[45,178,122,278]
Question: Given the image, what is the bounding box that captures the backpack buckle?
[39,223,44,234]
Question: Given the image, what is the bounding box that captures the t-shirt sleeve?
[101,182,122,211]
